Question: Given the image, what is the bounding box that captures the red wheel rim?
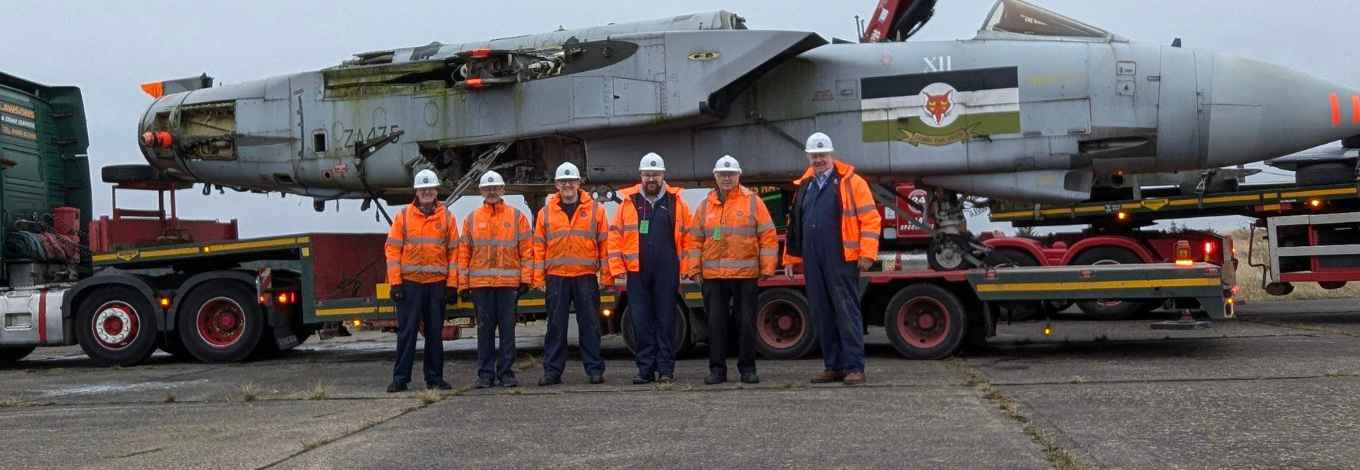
[92,301,140,351]
[197,297,246,348]
[898,297,950,349]
[757,299,806,350]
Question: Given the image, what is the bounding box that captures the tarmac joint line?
[949,359,1093,470]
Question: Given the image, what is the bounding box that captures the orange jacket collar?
[545,190,594,206]
[618,183,682,199]
[405,203,448,219]
[705,185,752,204]
[794,159,856,186]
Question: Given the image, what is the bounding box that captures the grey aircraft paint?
[136,1,1359,206]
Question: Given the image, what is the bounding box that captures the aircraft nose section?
[1200,52,1360,168]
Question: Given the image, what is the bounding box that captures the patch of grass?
[0,397,25,408]
[307,381,329,401]
[500,388,525,396]
[513,353,541,371]
[949,360,1092,470]
[239,382,259,402]
[415,389,443,404]
[1231,228,1360,302]
[162,392,176,403]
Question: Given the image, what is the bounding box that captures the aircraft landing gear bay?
[925,189,989,271]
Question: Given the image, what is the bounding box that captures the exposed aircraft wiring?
[444,143,511,207]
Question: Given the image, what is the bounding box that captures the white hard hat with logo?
[555,162,582,181]
[639,152,666,171]
[413,169,441,189]
[805,132,834,154]
[479,170,506,188]
[713,155,742,174]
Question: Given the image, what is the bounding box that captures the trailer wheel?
[1071,247,1154,320]
[1320,281,1347,290]
[619,301,692,358]
[177,282,264,363]
[884,284,967,360]
[0,346,36,366]
[987,249,1043,321]
[76,287,158,366]
[754,288,818,360]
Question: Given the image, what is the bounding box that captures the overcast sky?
[4,0,1357,236]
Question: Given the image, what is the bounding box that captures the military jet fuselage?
[138,1,1359,206]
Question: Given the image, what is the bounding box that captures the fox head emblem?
[924,90,953,125]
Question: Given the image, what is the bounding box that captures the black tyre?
[177,281,265,363]
[101,164,160,184]
[159,332,196,362]
[987,249,1043,322]
[619,299,692,358]
[883,284,967,360]
[1296,163,1355,186]
[754,288,819,360]
[1071,247,1154,320]
[76,287,159,366]
[0,346,37,366]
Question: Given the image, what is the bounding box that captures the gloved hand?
[390,284,404,302]
[517,283,531,297]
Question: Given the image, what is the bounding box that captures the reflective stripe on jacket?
[457,202,533,289]
[385,204,459,287]
[533,191,609,288]
[683,186,778,279]
[783,159,882,265]
[607,184,691,276]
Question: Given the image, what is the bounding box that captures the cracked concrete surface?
[2,299,1358,469]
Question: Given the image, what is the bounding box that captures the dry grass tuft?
[1231,228,1360,302]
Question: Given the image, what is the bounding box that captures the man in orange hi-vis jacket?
[608,152,692,385]
[532,162,608,386]
[685,155,778,386]
[783,132,881,386]
[458,170,534,389]
[384,169,458,393]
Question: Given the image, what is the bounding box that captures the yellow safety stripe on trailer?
[93,236,310,264]
[974,277,1220,293]
[990,183,1360,223]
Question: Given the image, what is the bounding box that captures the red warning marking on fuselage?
[1331,93,1342,127]
[1352,95,1360,125]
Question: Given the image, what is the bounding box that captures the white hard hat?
[805,132,834,154]
[555,162,582,181]
[413,169,441,189]
[479,170,505,188]
[713,155,742,174]
[639,152,666,171]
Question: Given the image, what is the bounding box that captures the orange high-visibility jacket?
[457,202,533,289]
[783,159,882,266]
[385,204,459,287]
[532,191,609,288]
[607,184,692,277]
[683,186,778,279]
